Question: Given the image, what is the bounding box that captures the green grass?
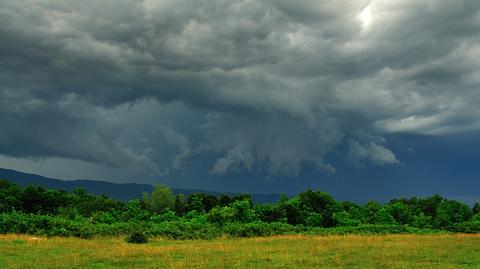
[1,234,480,268]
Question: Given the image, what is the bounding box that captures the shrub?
[1,180,478,240]
[333,211,362,227]
[372,207,396,224]
[255,204,286,223]
[449,221,480,233]
[305,212,323,227]
[92,211,116,224]
[412,213,432,228]
[76,226,95,239]
[207,206,236,225]
[470,213,480,222]
[150,210,177,223]
[58,207,80,221]
[126,231,148,244]
[142,185,175,214]
[230,200,258,223]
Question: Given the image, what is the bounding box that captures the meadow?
[1,234,480,268]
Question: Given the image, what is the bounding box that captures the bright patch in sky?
[359,5,372,28]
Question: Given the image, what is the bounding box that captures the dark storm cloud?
[1,0,479,177]
[0,91,144,166]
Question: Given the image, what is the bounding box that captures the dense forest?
[1,179,479,240]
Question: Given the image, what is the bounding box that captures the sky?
[1,0,480,203]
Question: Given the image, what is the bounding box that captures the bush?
[470,213,480,222]
[223,222,299,238]
[76,226,95,239]
[207,206,236,225]
[305,212,323,227]
[126,231,148,244]
[412,213,432,228]
[150,210,177,223]
[92,211,116,224]
[149,221,220,240]
[230,200,258,223]
[333,211,362,227]
[449,221,480,233]
[1,180,478,240]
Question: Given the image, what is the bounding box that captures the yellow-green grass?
[1,234,479,268]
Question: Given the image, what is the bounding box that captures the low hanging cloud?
[347,140,399,167]
[1,0,480,178]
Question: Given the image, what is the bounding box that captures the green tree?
[174,194,187,215]
[340,201,364,224]
[386,201,413,224]
[255,204,286,223]
[0,180,22,212]
[119,199,150,221]
[305,212,323,226]
[473,203,480,215]
[207,206,236,224]
[333,211,362,226]
[278,197,306,225]
[231,193,253,207]
[72,191,122,217]
[363,201,395,224]
[433,200,472,228]
[412,212,432,228]
[202,194,219,212]
[187,193,206,213]
[362,201,380,224]
[420,195,444,218]
[372,207,395,224]
[142,184,175,214]
[230,199,258,223]
[21,185,70,214]
[219,194,232,206]
[298,189,340,227]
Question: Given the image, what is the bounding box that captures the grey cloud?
[347,139,399,167]
[155,126,192,173]
[1,0,479,178]
[0,92,144,167]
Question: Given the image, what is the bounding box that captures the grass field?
[1,234,479,268]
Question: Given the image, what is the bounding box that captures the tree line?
[0,179,479,239]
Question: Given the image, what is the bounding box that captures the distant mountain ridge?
[0,168,280,203]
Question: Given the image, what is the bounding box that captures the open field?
[1,234,479,268]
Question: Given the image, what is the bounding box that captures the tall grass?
[1,234,479,268]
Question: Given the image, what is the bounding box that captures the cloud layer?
[1,0,479,178]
